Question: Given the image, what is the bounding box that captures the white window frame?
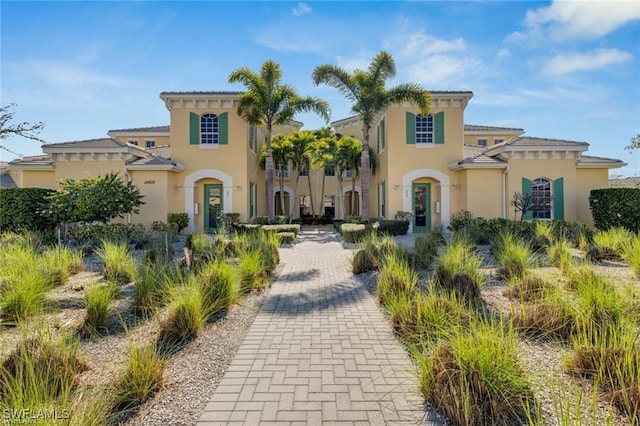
[477,138,488,148]
[416,114,433,144]
[532,178,552,220]
[201,113,219,145]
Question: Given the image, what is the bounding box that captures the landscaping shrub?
[417,320,537,426]
[134,261,176,315]
[0,187,56,232]
[587,227,634,262]
[167,213,189,234]
[622,235,640,279]
[494,232,536,281]
[39,245,83,287]
[611,385,640,422]
[433,239,484,304]
[375,220,410,236]
[197,260,239,317]
[262,224,301,235]
[589,188,640,232]
[238,250,268,292]
[82,284,118,335]
[67,223,147,248]
[158,283,206,348]
[391,291,471,345]
[341,223,368,243]
[0,271,49,324]
[511,300,577,341]
[531,220,554,252]
[547,238,573,272]
[0,331,86,409]
[376,254,417,307]
[96,240,136,285]
[503,275,556,302]
[111,345,164,416]
[351,249,378,274]
[277,232,296,245]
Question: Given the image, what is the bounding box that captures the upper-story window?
[416,114,433,144]
[128,140,138,146]
[477,138,488,148]
[324,164,336,177]
[201,114,219,145]
[532,178,552,219]
[248,124,258,152]
[494,138,504,145]
[378,117,386,151]
[275,165,290,178]
[299,165,309,177]
[145,140,156,148]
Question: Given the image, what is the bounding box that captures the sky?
[1,0,639,176]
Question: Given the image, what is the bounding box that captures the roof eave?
[577,162,626,169]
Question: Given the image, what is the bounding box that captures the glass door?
[204,184,223,233]
[412,183,431,233]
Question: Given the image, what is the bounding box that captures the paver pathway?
[198,226,442,425]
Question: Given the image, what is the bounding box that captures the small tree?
[47,173,145,223]
[625,133,640,151]
[0,104,45,157]
[510,191,539,220]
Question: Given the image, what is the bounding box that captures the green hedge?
[0,188,57,232]
[340,220,410,243]
[277,232,296,245]
[67,223,147,246]
[341,224,369,243]
[262,224,301,235]
[589,188,640,232]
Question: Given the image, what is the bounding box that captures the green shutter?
[406,112,415,144]
[434,112,445,144]
[377,125,381,152]
[553,177,564,220]
[522,177,533,220]
[189,112,200,145]
[218,112,228,145]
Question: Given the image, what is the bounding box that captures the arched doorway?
[402,169,451,233]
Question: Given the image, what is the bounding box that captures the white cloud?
[292,2,312,17]
[514,0,640,41]
[401,32,466,56]
[496,48,510,60]
[405,55,483,88]
[20,60,136,89]
[543,49,632,75]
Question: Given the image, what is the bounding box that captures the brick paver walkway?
[198,226,441,425]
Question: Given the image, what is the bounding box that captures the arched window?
[532,178,551,219]
[200,113,219,144]
[415,114,433,144]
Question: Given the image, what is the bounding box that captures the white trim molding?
[401,169,451,232]
[184,169,233,233]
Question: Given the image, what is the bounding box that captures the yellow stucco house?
[5,90,624,233]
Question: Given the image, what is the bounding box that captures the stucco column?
[439,183,451,229]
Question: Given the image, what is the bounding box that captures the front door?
[204,184,223,233]
[412,183,431,233]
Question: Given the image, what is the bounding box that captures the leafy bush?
[341,223,368,243]
[0,188,57,232]
[375,220,409,236]
[262,224,301,235]
[589,188,640,232]
[67,223,148,249]
[167,213,189,234]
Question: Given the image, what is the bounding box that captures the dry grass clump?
[503,275,556,302]
[82,283,118,336]
[622,235,640,279]
[433,239,484,305]
[417,320,537,425]
[351,248,378,274]
[547,238,574,272]
[564,344,639,391]
[413,228,446,269]
[391,291,471,345]
[96,240,136,285]
[197,260,239,317]
[511,300,577,341]
[494,232,536,281]
[587,227,634,262]
[0,331,86,409]
[376,254,417,307]
[157,283,206,351]
[111,345,165,417]
[611,384,640,422]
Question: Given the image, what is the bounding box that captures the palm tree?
[259,134,291,216]
[335,136,362,218]
[312,51,430,219]
[229,60,330,219]
[307,128,337,217]
[287,131,316,219]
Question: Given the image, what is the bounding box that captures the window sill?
[199,144,220,149]
[415,143,436,149]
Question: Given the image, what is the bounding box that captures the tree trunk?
[265,127,274,219]
[337,174,345,219]
[318,171,327,217]
[360,124,371,220]
[290,174,300,221]
[351,176,356,217]
[279,174,285,218]
[307,171,315,218]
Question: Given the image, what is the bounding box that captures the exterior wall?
[385,104,465,228]
[16,170,56,189]
[129,170,170,225]
[506,158,577,221]
[52,158,127,183]
[576,168,610,227]
[461,168,505,218]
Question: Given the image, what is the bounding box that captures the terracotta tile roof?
[464,124,524,133]
[108,125,170,133]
